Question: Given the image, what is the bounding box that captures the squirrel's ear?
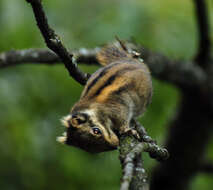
[70,113,88,127]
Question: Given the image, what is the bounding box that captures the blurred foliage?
[0,0,212,190]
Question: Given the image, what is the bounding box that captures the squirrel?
[57,40,152,153]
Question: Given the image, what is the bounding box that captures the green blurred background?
[0,0,212,189]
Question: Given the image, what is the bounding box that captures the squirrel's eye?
[92,128,102,135]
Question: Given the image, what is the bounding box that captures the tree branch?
[140,48,207,88]
[25,0,89,85]
[0,46,207,90]
[0,48,99,68]
[193,0,211,66]
[119,133,169,190]
[0,49,58,67]
[119,135,149,190]
[129,155,148,190]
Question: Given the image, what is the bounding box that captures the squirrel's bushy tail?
[96,44,129,66]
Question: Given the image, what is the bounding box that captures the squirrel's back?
[79,44,152,117]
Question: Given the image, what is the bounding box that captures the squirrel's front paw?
[121,128,140,140]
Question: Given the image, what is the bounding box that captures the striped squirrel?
[57,41,152,153]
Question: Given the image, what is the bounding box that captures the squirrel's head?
[57,109,119,153]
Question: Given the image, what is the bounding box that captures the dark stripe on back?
[93,66,137,97]
[110,84,133,107]
[83,62,120,97]
[112,83,132,95]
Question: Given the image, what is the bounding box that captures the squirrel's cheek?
[104,133,119,148]
[111,135,119,147]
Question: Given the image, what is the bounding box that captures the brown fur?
[58,43,152,153]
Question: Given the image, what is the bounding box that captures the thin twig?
[129,142,169,163]
[193,0,211,66]
[26,0,89,85]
